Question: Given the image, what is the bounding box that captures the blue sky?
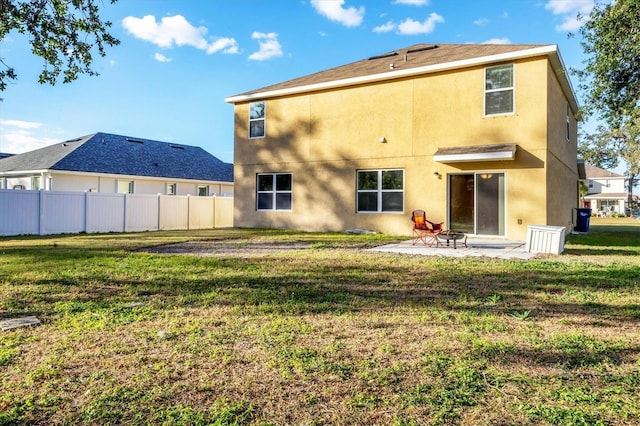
[0,0,595,163]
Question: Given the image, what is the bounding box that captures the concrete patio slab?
[368,237,537,260]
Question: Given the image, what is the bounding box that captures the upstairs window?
[485,64,514,116]
[249,101,265,138]
[357,169,404,213]
[257,173,292,211]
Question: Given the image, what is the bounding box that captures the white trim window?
[357,169,404,213]
[257,173,292,211]
[167,183,177,195]
[31,176,42,190]
[117,180,134,194]
[249,101,265,139]
[485,64,514,116]
[197,185,209,196]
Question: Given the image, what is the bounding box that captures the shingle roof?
[585,164,624,179]
[227,43,563,101]
[0,132,233,182]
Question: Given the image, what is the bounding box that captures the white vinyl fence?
[0,189,233,237]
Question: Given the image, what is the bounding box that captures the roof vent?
[61,138,82,146]
[368,51,398,60]
[406,45,439,54]
[125,138,144,144]
[169,145,185,150]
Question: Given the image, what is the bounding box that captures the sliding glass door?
[448,173,505,236]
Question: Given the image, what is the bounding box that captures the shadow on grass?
[563,247,640,256]
[562,222,640,257]
[21,250,631,322]
[3,256,639,317]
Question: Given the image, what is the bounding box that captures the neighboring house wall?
[4,172,233,196]
[584,165,626,214]
[588,177,625,194]
[231,52,579,241]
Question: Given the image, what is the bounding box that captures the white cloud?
[122,15,239,54]
[474,18,489,26]
[545,0,592,14]
[544,0,594,31]
[310,0,365,27]
[154,53,172,62]
[373,21,395,33]
[1,119,42,130]
[482,38,510,45]
[207,38,239,54]
[0,120,58,154]
[397,13,444,35]
[249,32,283,61]
[393,0,429,5]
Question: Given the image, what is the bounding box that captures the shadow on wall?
[233,105,395,233]
[232,101,554,235]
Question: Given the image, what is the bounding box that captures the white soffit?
[433,144,517,163]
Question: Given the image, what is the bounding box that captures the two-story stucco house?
[583,164,630,215]
[225,43,582,241]
[0,132,234,196]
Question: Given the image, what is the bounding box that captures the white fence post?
[38,189,45,235]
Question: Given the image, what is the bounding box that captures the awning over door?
[577,159,586,179]
[433,143,517,163]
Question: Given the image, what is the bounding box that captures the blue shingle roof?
[0,132,233,182]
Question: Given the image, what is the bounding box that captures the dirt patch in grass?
[138,239,315,257]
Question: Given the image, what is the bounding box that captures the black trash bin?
[574,208,592,232]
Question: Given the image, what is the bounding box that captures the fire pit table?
[437,230,467,249]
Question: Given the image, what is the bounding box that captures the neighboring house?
[225,43,582,241]
[0,153,14,160]
[0,132,233,196]
[583,164,632,215]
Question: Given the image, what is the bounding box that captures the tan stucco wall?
[233,56,578,240]
[546,61,579,231]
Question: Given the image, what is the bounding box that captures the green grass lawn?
[1,219,639,425]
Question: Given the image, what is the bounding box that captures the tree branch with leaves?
[575,0,640,127]
[575,0,640,212]
[0,0,120,92]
